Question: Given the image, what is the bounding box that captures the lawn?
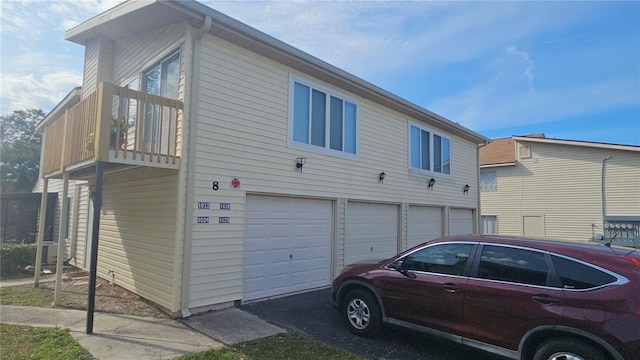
[0,324,94,360]
[0,286,53,307]
[0,325,362,360]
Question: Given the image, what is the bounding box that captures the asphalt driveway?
[241,288,507,360]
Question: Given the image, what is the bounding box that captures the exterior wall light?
[463,184,470,194]
[428,178,436,190]
[295,157,306,172]
[378,172,386,183]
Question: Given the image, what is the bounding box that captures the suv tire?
[533,338,608,360]
[342,289,382,336]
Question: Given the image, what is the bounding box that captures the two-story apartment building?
[36,0,487,317]
[480,134,640,246]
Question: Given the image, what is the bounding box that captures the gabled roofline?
[512,136,640,152]
[65,0,489,145]
[35,87,82,133]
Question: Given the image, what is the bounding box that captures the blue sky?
[1,0,639,145]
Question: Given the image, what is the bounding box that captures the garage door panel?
[407,206,443,248]
[244,196,332,301]
[449,208,474,235]
[345,202,398,265]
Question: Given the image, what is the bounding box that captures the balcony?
[41,82,183,177]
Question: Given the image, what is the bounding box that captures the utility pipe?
[602,155,612,240]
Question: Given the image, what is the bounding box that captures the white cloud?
[506,46,535,94]
[0,69,82,112]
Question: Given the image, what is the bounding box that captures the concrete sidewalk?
[0,305,220,359]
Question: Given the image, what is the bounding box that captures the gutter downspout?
[601,155,612,240]
[180,15,212,318]
[477,141,491,234]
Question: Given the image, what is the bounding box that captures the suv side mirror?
[393,258,416,279]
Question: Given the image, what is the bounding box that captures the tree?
[1,109,45,193]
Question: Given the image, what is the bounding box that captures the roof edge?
[35,87,82,133]
[512,136,640,152]
[480,162,518,168]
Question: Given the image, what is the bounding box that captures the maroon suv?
[331,236,640,360]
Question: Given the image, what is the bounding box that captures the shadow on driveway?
[241,288,507,360]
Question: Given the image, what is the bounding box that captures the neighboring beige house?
[480,134,640,246]
[36,0,488,317]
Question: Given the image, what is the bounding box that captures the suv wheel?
[342,289,382,336]
[533,339,607,360]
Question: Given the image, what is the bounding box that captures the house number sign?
[219,203,231,210]
[198,202,210,209]
[196,217,210,224]
[219,217,230,224]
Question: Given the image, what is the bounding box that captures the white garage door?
[449,208,474,235]
[345,202,398,265]
[244,196,332,301]
[407,206,443,249]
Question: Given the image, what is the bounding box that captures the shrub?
[0,243,36,277]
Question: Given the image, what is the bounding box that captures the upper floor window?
[144,52,179,99]
[409,123,451,175]
[290,77,358,157]
[480,170,496,191]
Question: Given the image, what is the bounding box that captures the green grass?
[176,333,363,360]
[0,324,94,360]
[0,285,53,307]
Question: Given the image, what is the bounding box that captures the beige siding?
[188,34,480,308]
[605,153,640,215]
[98,168,178,311]
[83,40,99,98]
[481,142,640,241]
[82,39,114,98]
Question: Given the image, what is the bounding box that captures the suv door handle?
[532,295,561,304]
[442,283,462,292]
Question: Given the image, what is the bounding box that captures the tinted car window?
[403,243,473,276]
[478,245,549,286]
[551,255,617,289]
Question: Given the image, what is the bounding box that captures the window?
[551,256,617,290]
[480,171,496,191]
[291,78,357,156]
[481,215,498,234]
[477,245,549,286]
[402,243,473,276]
[142,52,180,152]
[409,123,451,175]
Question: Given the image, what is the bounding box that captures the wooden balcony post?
[54,171,69,305]
[33,178,48,287]
[94,82,114,161]
[59,110,69,172]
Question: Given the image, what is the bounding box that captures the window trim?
[288,75,360,160]
[408,121,452,177]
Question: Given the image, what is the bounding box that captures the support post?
[54,172,70,305]
[86,162,104,334]
[34,178,49,287]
